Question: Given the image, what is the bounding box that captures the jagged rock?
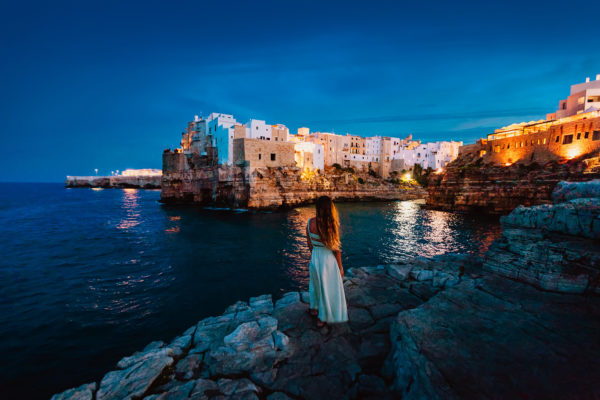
[217,378,259,396]
[425,153,600,214]
[484,197,600,294]
[223,316,278,351]
[50,382,96,400]
[149,379,196,400]
[385,264,412,281]
[189,379,219,398]
[249,294,273,314]
[116,346,175,370]
[193,315,235,352]
[174,353,203,380]
[274,292,300,309]
[96,354,174,400]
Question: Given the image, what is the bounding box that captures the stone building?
[233,138,295,169]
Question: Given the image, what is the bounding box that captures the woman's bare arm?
[306,223,313,252]
[333,250,343,277]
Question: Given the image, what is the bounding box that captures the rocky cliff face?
[425,152,600,214]
[161,155,426,209]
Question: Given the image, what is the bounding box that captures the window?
[555,136,560,143]
[270,153,276,161]
[562,134,573,144]
[593,131,600,141]
[577,97,585,105]
[577,132,581,140]
[494,145,500,153]
[543,138,547,144]
[258,154,262,160]
[585,132,589,139]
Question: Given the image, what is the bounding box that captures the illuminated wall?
[482,113,600,165]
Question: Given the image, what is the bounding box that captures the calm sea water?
[0,183,501,399]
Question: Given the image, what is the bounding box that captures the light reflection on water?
[0,184,502,399]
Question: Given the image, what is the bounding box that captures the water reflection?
[117,189,141,230]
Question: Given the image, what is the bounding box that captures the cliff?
[53,181,600,400]
[65,175,161,189]
[425,150,600,214]
[161,152,426,209]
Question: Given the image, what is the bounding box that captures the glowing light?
[505,163,512,167]
[402,172,412,181]
[434,168,444,175]
[565,148,582,160]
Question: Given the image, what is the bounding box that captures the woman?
[306,196,348,327]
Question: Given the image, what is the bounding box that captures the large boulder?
[96,354,174,400]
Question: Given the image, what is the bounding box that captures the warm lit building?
[463,76,600,165]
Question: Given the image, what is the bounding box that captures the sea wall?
[161,152,427,209]
[65,175,161,189]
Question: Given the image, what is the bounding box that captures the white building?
[365,136,382,162]
[394,141,462,170]
[294,141,324,171]
[549,74,600,120]
[206,113,238,165]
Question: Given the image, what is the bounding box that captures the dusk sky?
[1,0,598,182]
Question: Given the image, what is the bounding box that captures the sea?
[0,183,501,399]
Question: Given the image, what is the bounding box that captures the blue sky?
[1,0,598,182]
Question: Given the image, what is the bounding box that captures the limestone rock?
[96,354,174,400]
[50,382,96,400]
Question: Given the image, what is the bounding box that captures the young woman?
[306,196,348,327]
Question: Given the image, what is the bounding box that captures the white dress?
[307,219,348,323]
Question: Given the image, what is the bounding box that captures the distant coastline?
[65,175,161,189]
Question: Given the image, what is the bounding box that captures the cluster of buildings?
[177,113,462,178]
[463,75,600,165]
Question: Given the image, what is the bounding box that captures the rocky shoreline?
[65,175,161,189]
[52,181,600,400]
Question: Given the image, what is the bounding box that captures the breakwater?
[66,175,161,189]
[52,180,600,399]
[161,152,426,209]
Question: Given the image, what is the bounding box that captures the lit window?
[543,138,547,144]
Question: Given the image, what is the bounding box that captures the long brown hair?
[315,196,341,251]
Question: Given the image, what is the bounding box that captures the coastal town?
[175,114,462,178]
